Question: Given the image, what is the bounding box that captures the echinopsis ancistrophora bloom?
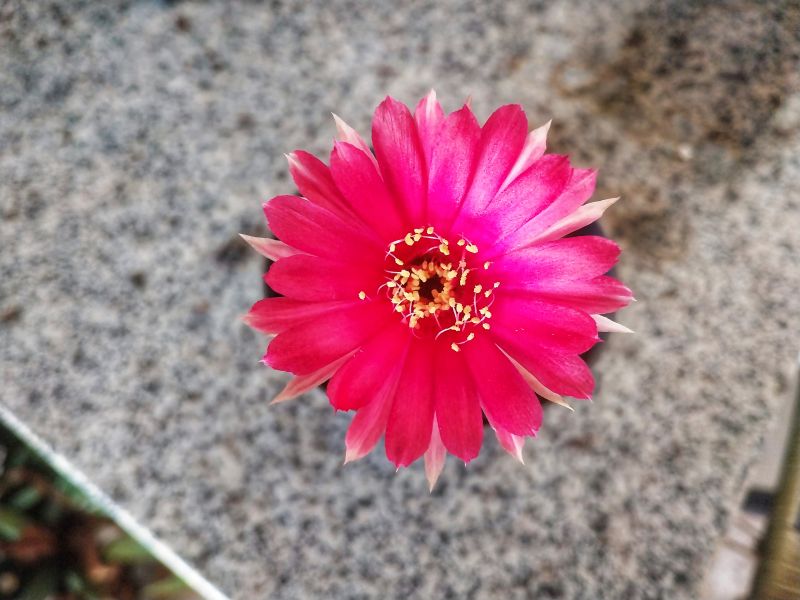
[243,92,632,489]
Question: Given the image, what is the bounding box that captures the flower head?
[244,92,632,488]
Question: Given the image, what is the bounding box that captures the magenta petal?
[456,104,528,218]
[434,344,483,462]
[245,297,352,334]
[519,275,634,314]
[327,322,411,411]
[286,151,354,220]
[330,141,407,240]
[463,336,542,437]
[496,236,621,289]
[427,105,481,227]
[265,300,391,375]
[491,295,599,354]
[498,341,595,399]
[265,254,383,302]
[385,339,435,467]
[414,90,445,167]
[373,96,428,224]
[263,195,382,263]
[460,154,572,249]
[491,168,597,257]
[529,167,598,233]
[344,365,404,463]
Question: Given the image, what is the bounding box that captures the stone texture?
[2,1,800,598]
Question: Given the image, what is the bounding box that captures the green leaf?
[9,486,42,511]
[0,505,28,541]
[103,535,153,564]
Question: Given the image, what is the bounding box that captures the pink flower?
[244,92,632,489]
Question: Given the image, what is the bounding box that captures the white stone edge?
[0,404,230,600]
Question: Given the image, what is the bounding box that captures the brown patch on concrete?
[549,1,800,267]
[557,1,800,151]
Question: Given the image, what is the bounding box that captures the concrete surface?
[2,1,800,598]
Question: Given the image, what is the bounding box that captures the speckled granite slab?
[2,1,800,598]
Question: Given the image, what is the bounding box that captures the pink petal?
[460,154,571,249]
[239,234,301,261]
[523,197,619,247]
[496,236,621,290]
[501,348,573,411]
[497,339,595,400]
[530,168,597,230]
[344,363,404,463]
[434,344,483,462]
[414,90,445,166]
[463,336,542,437]
[265,254,383,302]
[593,314,633,333]
[245,297,353,334]
[330,141,407,241]
[455,104,528,218]
[384,339,436,467]
[272,352,355,404]
[331,113,379,170]
[427,105,481,227]
[286,151,353,219]
[499,120,551,192]
[514,275,634,314]
[424,417,447,492]
[265,300,392,375]
[372,96,428,225]
[263,195,382,263]
[490,168,597,258]
[490,295,599,354]
[494,427,526,463]
[327,321,412,411]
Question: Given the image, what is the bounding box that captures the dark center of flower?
[358,226,501,352]
[416,275,445,302]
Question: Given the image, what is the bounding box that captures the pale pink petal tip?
[424,418,447,492]
[343,446,364,465]
[593,314,634,334]
[331,113,379,168]
[501,120,552,191]
[239,233,298,261]
[525,197,620,247]
[271,354,352,404]
[494,428,526,464]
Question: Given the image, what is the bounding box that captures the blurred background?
[1,1,799,598]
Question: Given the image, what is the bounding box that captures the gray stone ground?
[2,1,800,598]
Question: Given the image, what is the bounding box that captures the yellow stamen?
[358,291,366,300]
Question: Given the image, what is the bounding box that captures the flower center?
[361,227,500,352]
